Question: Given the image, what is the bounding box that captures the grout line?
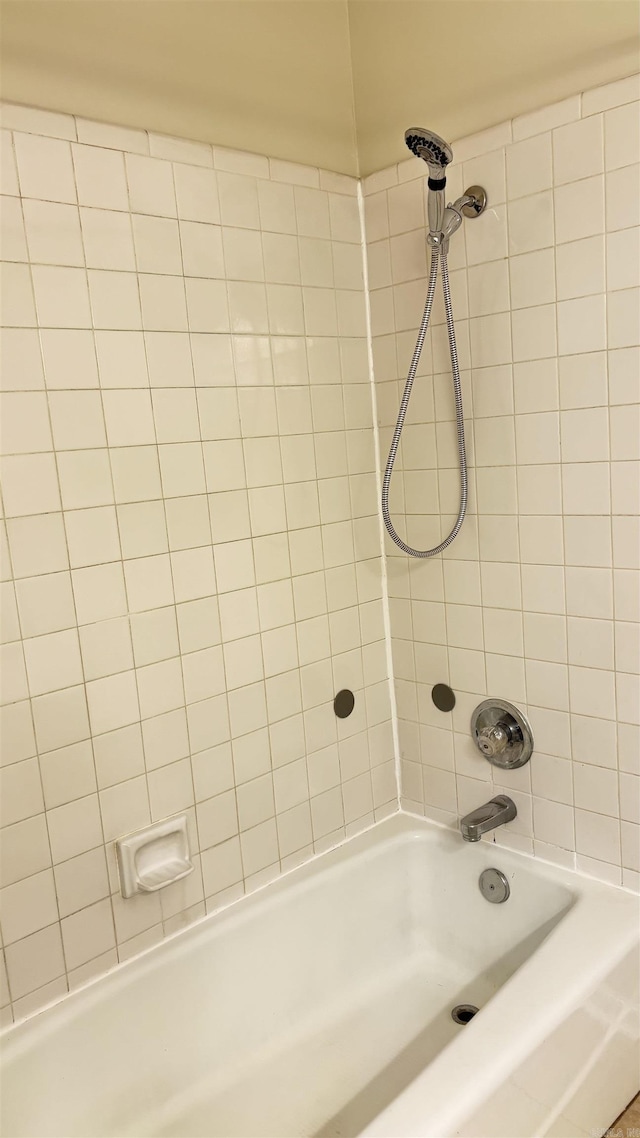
[356,181,401,808]
[19,228,80,990]
[550,116,578,868]
[171,155,237,890]
[601,162,623,867]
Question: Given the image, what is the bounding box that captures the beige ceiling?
[0,1,358,173]
[351,1,640,174]
[0,0,638,176]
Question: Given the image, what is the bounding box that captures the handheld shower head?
[405,128,453,178]
[405,126,453,240]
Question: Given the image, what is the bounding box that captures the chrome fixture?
[461,185,487,218]
[479,866,510,904]
[381,126,487,559]
[404,128,453,240]
[430,188,488,252]
[460,794,517,842]
[471,699,534,769]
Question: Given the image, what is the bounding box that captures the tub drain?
[451,1003,478,1024]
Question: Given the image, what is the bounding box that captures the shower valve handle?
[476,719,524,759]
[476,723,510,758]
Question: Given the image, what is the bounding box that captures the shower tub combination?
[2,814,638,1138]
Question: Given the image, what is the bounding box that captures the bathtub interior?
[0,819,577,1138]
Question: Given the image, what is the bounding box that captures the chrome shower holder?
[427,185,487,252]
[461,185,487,218]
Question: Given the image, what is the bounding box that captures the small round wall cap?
[432,683,456,712]
[333,689,355,718]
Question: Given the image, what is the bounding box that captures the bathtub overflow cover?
[479,867,510,903]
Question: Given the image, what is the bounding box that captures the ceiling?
[0,1,357,173]
[0,0,638,175]
[351,1,640,174]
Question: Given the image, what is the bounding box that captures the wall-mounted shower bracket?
[460,185,487,217]
[427,187,487,252]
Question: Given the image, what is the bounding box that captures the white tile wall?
[1,75,639,1028]
[364,78,640,889]
[0,103,396,1025]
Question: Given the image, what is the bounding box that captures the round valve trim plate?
[479,867,510,904]
[470,698,534,769]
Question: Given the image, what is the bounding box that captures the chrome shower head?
[405,127,454,239]
[404,128,453,178]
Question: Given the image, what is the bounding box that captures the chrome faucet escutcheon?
[470,699,533,769]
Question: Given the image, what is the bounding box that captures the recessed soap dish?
[116,816,194,899]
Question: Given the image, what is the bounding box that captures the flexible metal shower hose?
[381,247,468,558]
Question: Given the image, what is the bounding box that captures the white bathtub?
[1,814,638,1138]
